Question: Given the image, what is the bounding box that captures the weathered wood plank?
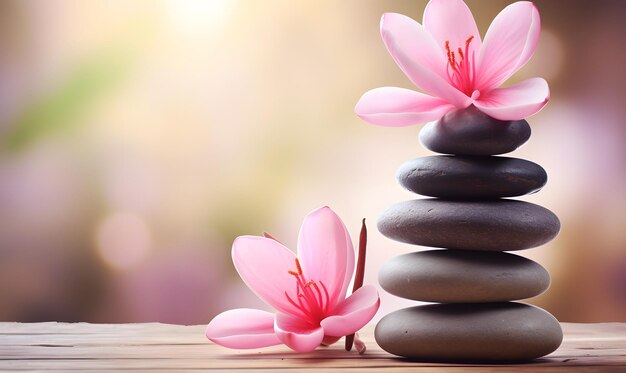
[0,322,624,371]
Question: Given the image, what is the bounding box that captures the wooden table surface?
[0,322,625,372]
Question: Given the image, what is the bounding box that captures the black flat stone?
[379,250,550,302]
[397,156,547,199]
[377,199,560,251]
[375,302,562,362]
[419,106,531,155]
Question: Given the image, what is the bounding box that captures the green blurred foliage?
[4,52,130,153]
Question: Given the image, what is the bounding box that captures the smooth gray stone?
[379,250,550,302]
[419,106,531,155]
[375,302,563,362]
[397,156,547,199]
[377,199,560,251]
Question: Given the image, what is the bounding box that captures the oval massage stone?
[377,199,560,251]
[375,302,563,362]
[397,155,547,199]
[379,250,550,302]
[419,106,531,155]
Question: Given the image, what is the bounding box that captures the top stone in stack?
[419,106,531,156]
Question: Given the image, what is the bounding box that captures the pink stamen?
[297,294,314,315]
[444,35,476,96]
[307,281,324,310]
[285,258,327,321]
[285,291,313,318]
[295,282,313,312]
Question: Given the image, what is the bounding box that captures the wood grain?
[0,322,624,372]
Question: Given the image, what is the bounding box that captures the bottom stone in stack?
[375,302,562,362]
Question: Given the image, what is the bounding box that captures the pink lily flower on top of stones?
[356,0,549,126]
[206,207,380,353]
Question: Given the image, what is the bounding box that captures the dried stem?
[345,218,367,352]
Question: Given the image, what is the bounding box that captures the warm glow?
[165,0,236,38]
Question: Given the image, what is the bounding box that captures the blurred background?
[0,0,625,324]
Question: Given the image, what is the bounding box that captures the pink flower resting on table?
[205,207,380,353]
[355,0,549,126]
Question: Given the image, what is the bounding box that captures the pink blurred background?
[1,0,625,324]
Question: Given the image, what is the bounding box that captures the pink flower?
[355,0,548,126]
[205,207,380,352]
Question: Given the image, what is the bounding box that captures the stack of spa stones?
[374,107,563,362]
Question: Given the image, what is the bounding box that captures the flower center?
[445,35,476,96]
[284,258,329,322]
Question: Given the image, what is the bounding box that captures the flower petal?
[339,215,356,305]
[380,13,471,108]
[473,77,549,120]
[423,0,482,55]
[355,87,455,127]
[296,206,354,310]
[320,285,380,337]
[322,335,341,346]
[205,308,281,349]
[232,236,299,315]
[275,313,325,352]
[476,1,541,91]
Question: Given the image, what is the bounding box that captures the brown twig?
[345,218,367,352]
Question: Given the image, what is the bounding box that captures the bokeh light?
[96,212,152,270]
